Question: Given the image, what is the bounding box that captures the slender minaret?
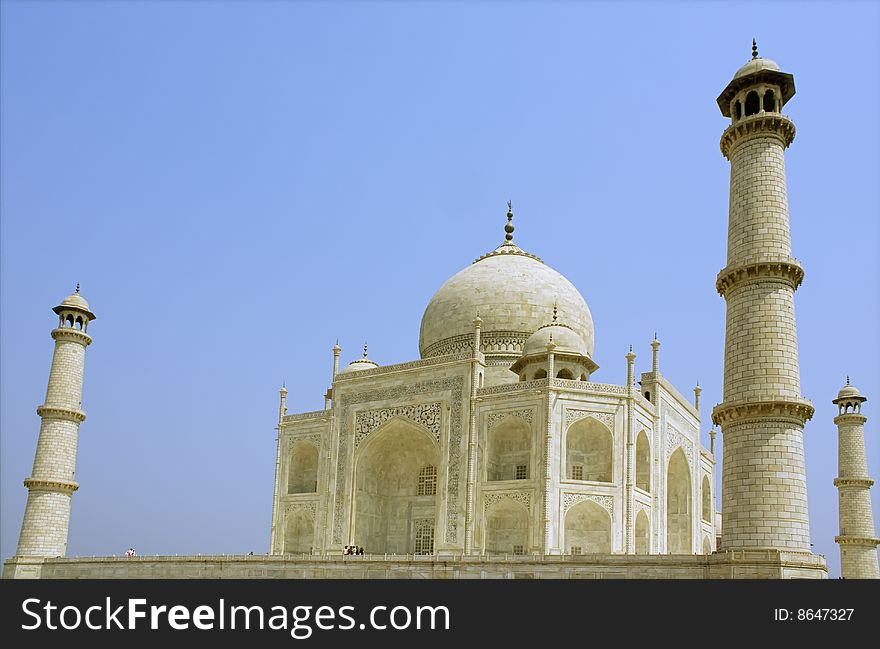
[711,43,816,552]
[15,286,95,557]
[832,379,879,578]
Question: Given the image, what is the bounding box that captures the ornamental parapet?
[36,405,86,423]
[711,396,814,427]
[835,536,880,548]
[50,328,92,347]
[23,478,79,494]
[833,477,874,488]
[716,258,804,297]
[720,112,795,158]
[334,351,474,381]
[476,379,626,398]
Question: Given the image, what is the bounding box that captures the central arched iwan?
[353,419,439,554]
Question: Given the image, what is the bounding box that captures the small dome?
[340,357,379,374]
[522,323,589,358]
[733,57,781,80]
[60,291,91,312]
[837,383,862,400]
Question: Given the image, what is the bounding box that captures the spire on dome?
[504,201,515,242]
[363,342,368,358]
[752,38,758,59]
[75,282,80,294]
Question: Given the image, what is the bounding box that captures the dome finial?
[504,200,515,242]
[752,38,758,60]
[846,375,850,386]
[552,303,558,323]
[363,342,368,358]
[75,282,80,294]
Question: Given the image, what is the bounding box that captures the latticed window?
[515,464,527,480]
[414,520,434,555]
[570,546,582,555]
[418,465,437,496]
[512,545,525,555]
[571,465,583,481]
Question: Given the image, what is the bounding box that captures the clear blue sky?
[1,1,877,578]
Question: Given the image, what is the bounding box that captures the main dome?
[419,238,594,360]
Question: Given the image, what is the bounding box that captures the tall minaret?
[711,43,816,552]
[15,286,96,557]
[832,379,879,579]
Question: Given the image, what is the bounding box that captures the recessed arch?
[702,535,712,555]
[701,475,712,523]
[283,509,315,554]
[635,509,650,554]
[566,418,612,482]
[533,368,547,380]
[666,448,692,554]
[635,430,650,492]
[288,441,319,494]
[353,419,439,554]
[556,368,574,380]
[564,500,611,554]
[484,499,529,555]
[486,416,531,482]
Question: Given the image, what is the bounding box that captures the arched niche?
[635,509,650,555]
[666,448,692,554]
[288,441,319,494]
[635,430,650,492]
[486,417,531,482]
[283,510,315,554]
[353,420,439,554]
[566,418,612,482]
[701,475,712,523]
[564,500,611,554]
[484,499,529,555]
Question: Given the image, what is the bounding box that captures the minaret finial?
[504,201,515,242]
[363,342,368,358]
[629,344,633,352]
[75,282,80,294]
[752,38,758,59]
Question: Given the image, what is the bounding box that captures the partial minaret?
[693,382,702,411]
[832,379,879,579]
[711,43,816,552]
[650,333,660,375]
[15,286,95,557]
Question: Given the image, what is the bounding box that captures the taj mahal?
[3,44,878,579]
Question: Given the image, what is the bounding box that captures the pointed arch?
[288,440,319,494]
[701,475,712,523]
[635,430,650,492]
[635,509,650,555]
[353,419,439,554]
[566,417,612,482]
[486,416,531,482]
[666,448,692,554]
[564,500,612,554]
[283,509,315,554]
[484,498,530,555]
